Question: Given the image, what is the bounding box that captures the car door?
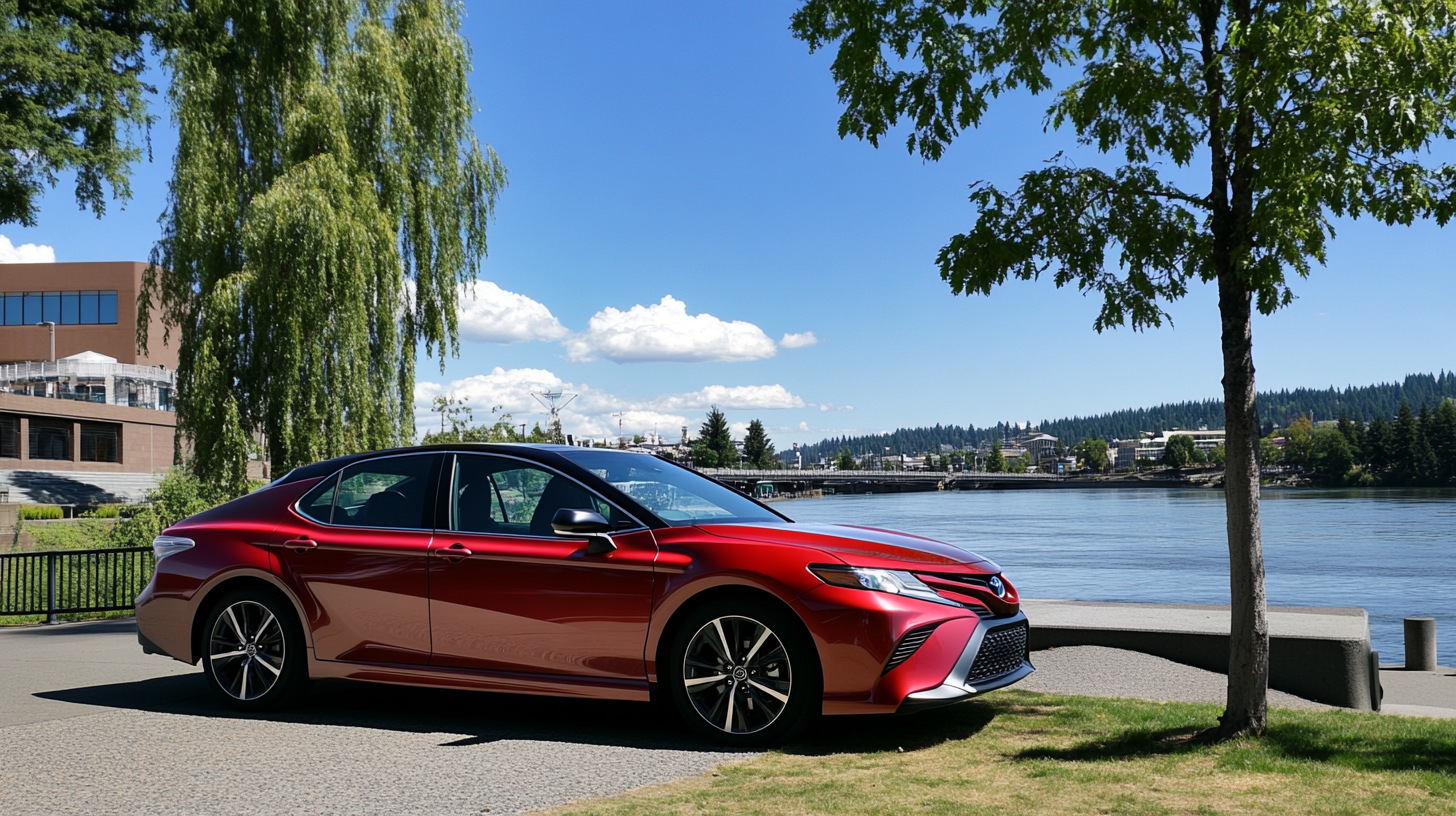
[428,452,658,680]
[273,453,443,665]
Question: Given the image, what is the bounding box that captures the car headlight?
[152,536,195,561]
[808,564,958,607]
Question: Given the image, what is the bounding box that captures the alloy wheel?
[208,600,286,701]
[682,615,792,735]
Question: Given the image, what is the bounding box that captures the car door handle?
[434,544,473,560]
[283,538,317,552]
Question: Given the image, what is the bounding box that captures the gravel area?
[1021,645,1334,711]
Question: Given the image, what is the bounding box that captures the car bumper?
[897,611,1033,713]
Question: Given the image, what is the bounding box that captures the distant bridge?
[699,468,1066,495]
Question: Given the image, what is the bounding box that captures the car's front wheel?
[201,586,309,711]
[666,598,819,746]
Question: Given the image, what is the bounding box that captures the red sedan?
[136,444,1031,745]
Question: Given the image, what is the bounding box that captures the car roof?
[272,443,641,485]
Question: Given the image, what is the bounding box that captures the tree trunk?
[1209,271,1269,739]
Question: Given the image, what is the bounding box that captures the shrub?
[78,505,125,519]
[107,469,256,548]
[19,505,63,520]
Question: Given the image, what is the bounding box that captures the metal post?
[46,552,58,624]
[1405,617,1437,671]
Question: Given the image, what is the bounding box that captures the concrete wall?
[0,262,178,368]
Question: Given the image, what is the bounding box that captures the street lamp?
[35,321,55,362]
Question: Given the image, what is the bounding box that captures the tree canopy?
[141,0,505,493]
[743,419,775,469]
[0,0,157,226]
[793,0,1456,739]
[692,407,735,468]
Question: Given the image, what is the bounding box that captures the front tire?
[666,597,819,746]
[201,587,309,711]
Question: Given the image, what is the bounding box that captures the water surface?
[782,487,1456,666]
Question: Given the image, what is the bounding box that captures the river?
[781,487,1456,667]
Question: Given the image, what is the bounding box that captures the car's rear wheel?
[667,597,819,746]
[201,587,309,711]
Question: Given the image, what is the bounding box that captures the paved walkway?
[0,619,745,816]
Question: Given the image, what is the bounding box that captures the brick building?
[1,262,178,504]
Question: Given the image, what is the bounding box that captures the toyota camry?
[135,444,1031,745]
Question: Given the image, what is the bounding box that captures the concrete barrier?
[1023,599,1378,710]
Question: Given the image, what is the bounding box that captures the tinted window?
[61,292,78,324]
[4,294,20,325]
[297,475,338,524]
[558,450,784,526]
[42,292,59,323]
[451,454,625,536]
[99,291,118,324]
[79,291,98,324]
[331,455,438,529]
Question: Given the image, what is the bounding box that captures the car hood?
[696,522,1000,573]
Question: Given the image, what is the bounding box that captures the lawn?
[555,690,1456,816]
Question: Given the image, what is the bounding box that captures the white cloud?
[0,235,54,263]
[415,368,813,442]
[780,331,819,349]
[457,281,568,344]
[798,421,810,431]
[651,384,805,412]
[564,295,777,363]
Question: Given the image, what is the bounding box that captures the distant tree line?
[798,372,1456,463]
[1269,400,1456,488]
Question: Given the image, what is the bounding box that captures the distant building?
[1,262,180,504]
[1134,429,1226,463]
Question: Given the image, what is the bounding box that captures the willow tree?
[140,0,505,492]
[793,0,1456,739]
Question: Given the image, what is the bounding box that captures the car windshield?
[558,450,785,526]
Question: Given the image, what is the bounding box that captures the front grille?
[966,621,1028,683]
[883,623,939,674]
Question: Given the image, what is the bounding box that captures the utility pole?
[611,412,626,449]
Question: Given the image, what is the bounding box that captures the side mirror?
[551,508,616,554]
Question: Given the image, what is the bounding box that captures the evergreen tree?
[1434,399,1456,485]
[834,447,857,471]
[743,420,774,469]
[1366,414,1392,476]
[698,407,735,468]
[1390,402,1420,485]
[1415,405,1440,486]
[985,445,1006,473]
[141,0,506,493]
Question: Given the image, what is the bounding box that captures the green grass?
[8,518,118,552]
[554,691,1456,816]
[0,610,135,626]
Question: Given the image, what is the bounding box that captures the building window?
[80,422,119,463]
[1,291,120,326]
[0,415,17,458]
[28,419,71,460]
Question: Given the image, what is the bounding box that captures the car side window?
[297,474,338,524]
[332,455,438,530]
[452,455,621,537]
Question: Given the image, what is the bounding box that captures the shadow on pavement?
[0,619,139,637]
[36,674,746,754]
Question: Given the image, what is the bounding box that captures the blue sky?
[3,1,1453,448]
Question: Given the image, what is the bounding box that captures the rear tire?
[201,586,310,712]
[666,597,819,746]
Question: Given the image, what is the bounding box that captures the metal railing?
[0,547,154,622]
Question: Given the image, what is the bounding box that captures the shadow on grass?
[1014,706,1456,777]
[785,700,1001,756]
